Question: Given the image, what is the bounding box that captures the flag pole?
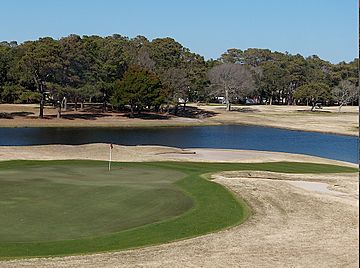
[109,144,113,171]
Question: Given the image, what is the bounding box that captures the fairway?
[0,160,356,259]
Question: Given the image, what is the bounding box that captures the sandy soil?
[0,144,356,167]
[0,104,207,128]
[0,103,358,136]
[0,145,358,267]
[200,104,358,136]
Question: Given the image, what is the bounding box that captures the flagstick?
[108,146,112,171]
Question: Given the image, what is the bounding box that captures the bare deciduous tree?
[208,63,254,111]
[332,80,358,112]
[136,47,155,71]
[160,68,190,114]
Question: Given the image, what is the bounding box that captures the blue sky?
[0,0,357,63]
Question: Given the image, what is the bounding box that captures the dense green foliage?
[0,160,356,259]
[111,66,164,116]
[294,82,331,109]
[0,36,358,115]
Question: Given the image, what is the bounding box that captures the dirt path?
[0,145,358,267]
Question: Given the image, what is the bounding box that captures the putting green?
[0,160,356,259]
[0,163,190,242]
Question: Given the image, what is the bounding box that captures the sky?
[0,0,357,63]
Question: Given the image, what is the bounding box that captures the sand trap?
[0,144,356,168]
[288,180,347,195]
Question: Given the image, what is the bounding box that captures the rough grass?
[0,160,356,259]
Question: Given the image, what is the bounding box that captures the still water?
[0,125,357,163]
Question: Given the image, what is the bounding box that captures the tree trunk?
[165,103,171,114]
[57,107,61,119]
[154,105,160,113]
[39,97,44,118]
[225,89,231,111]
[311,101,316,111]
[287,94,293,105]
[57,101,61,119]
[102,93,107,112]
[63,97,67,111]
[338,103,343,112]
[35,77,44,118]
[269,96,273,105]
[174,104,179,115]
[80,101,84,110]
[38,82,45,118]
[130,105,135,118]
[226,102,231,111]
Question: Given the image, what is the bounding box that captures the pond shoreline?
[0,104,358,136]
[0,125,357,163]
[0,122,357,138]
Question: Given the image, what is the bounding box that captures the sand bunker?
[288,180,347,195]
[0,144,355,168]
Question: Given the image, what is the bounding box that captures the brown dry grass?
[199,104,358,136]
[0,103,358,136]
[0,104,208,128]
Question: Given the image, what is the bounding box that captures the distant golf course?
[0,160,356,259]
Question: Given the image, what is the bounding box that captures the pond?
[0,125,357,163]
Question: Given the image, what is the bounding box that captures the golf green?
[0,162,190,242]
[0,160,356,259]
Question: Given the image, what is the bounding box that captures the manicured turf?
[0,160,356,259]
[0,162,190,242]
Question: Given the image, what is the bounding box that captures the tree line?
[0,34,358,117]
